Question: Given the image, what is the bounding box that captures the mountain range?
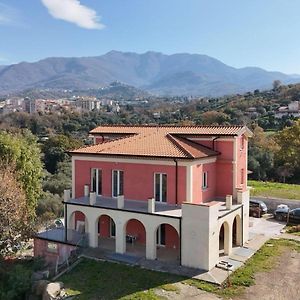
[0,51,299,96]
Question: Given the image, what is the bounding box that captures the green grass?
[60,239,300,299]
[60,259,185,300]
[249,180,300,200]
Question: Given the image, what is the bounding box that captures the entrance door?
[156,224,166,246]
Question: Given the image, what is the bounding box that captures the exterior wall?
[74,160,186,205]
[34,238,76,266]
[216,161,233,197]
[191,138,235,199]
[192,162,216,204]
[181,200,245,271]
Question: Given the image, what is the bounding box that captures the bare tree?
[0,164,32,257]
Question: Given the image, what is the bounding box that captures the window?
[154,173,167,202]
[202,171,208,189]
[112,170,124,197]
[91,168,102,195]
[47,242,58,253]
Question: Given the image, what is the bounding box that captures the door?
[155,173,167,202]
[112,170,124,197]
[156,224,166,246]
[91,168,102,195]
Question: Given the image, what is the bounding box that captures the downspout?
[174,159,178,205]
[241,204,244,245]
[212,136,220,151]
[64,202,68,242]
[179,218,182,265]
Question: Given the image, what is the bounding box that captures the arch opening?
[219,221,230,257]
[156,223,180,263]
[97,214,116,251]
[125,219,146,257]
[232,214,242,247]
[68,211,88,233]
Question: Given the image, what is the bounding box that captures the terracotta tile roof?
[89,125,248,136]
[71,125,251,159]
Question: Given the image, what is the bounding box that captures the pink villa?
[35,125,252,271]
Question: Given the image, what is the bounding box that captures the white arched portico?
[66,203,180,261]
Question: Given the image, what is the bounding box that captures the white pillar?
[117,195,124,209]
[226,195,232,210]
[146,227,156,260]
[84,185,89,197]
[88,217,98,248]
[89,192,96,205]
[224,223,233,255]
[64,189,71,202]
[115,221,126,254]
[148,198,155,213]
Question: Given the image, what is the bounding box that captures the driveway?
[249,215,285,238]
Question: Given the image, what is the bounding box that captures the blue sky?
[0,0,299,73]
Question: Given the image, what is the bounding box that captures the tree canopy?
[0,131,43,220]
[0,165,32,256]
[42,134,83,174]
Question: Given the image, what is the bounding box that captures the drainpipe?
[212,136,220,151]
[241,204,244,245]
[64,202,68,242]
[179,218,182,265]
[174,159,178,205]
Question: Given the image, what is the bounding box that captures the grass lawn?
[249,180,300,200]
[60,239,300,299]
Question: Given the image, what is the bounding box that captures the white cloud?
[41,0,104,30]
[0,3,16,25]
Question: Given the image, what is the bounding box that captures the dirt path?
[154,282,221,300]
[237,248,300,300]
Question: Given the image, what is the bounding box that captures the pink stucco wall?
[34,238,76,266]
[74,160,186,205]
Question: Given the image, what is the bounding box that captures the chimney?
[89,192,96,205]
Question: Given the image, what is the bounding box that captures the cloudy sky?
[0,0,299,73]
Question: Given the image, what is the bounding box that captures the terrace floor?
[66,195,241,218]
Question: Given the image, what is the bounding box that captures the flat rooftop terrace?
[65,196,242,218]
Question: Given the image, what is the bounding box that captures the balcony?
[64,194,182,218]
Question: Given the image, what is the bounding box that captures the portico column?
[88,217,98,248]
[115,220,126,254]
[224,224,233,255]
[146,226,157,260]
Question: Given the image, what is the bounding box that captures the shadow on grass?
[60,258,186,299]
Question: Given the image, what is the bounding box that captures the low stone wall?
[34,238,76,266]
[251,197,300,213]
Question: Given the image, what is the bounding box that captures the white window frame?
[156,224,166,247]
[91,168,102,195]
[154,173,167,203]
[112,170,124,197]
[202,171,208,189]
[110,218,116,238]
